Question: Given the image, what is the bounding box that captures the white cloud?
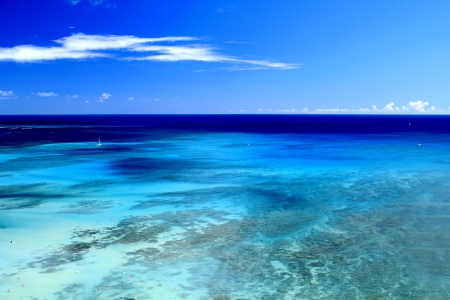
[70,94,80,98]
[0,44,107,62]
[258,108,263,112]
[0,33,296,69]
[371,101,438,113]
[128,44,297,69]
[278,109,296,113]
[0,90,15,99]
[407,100,429,112]
[154,98,159,101]
[0,34,196,62]
[315,108,351,113]
[54,34,195,51]
[384,102,395,111]
[0,90,13,96]
[34,92,59,97]
[100,93,112,99]
[240,109,246,112]
[372,102,396,112]
[314,101,445,114]
[127,97,134,101]
[302,107,308,112]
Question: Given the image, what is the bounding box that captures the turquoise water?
[1,125,450,299]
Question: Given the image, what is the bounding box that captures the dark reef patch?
[0,182,69,210]
[70,180,115,191]
[59,199,113,214]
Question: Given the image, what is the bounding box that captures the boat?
[96,138,101,146]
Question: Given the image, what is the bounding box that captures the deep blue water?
[1,114,450,132]
[1,115,450,299]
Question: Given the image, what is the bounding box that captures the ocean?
[1,115,450,299]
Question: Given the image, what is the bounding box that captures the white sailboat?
[96,138,101,146]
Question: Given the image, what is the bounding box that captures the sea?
[1,115,450,300]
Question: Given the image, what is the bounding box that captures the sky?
[0,0,449,114]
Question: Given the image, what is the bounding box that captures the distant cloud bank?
[0,33,296,70]
[255,101,446,114]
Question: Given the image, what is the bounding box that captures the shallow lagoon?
[1,116,450,299]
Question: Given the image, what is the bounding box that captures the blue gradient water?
[1,115,450,299]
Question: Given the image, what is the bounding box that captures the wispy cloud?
[68,94,80,98]
[128,44,297,69]
[127,97,134,101]
[0,90,15,99]
[216,6,234,13]
[0,33,296,69]
[0,90,14,97]
[34,92,59,97]
[66,0,115,8]
[219,66,291,71]
[66,0,82,5]
[226,40,258,44]
[100,93,112,100]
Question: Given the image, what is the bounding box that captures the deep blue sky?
[0,0,449,114]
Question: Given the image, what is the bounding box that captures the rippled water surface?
[1,116,450,299]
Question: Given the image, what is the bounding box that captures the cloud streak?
[127,44,296,69]
[0,33,296,69]
[34,92,59,97]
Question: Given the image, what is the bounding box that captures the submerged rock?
[63,243,91,253]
